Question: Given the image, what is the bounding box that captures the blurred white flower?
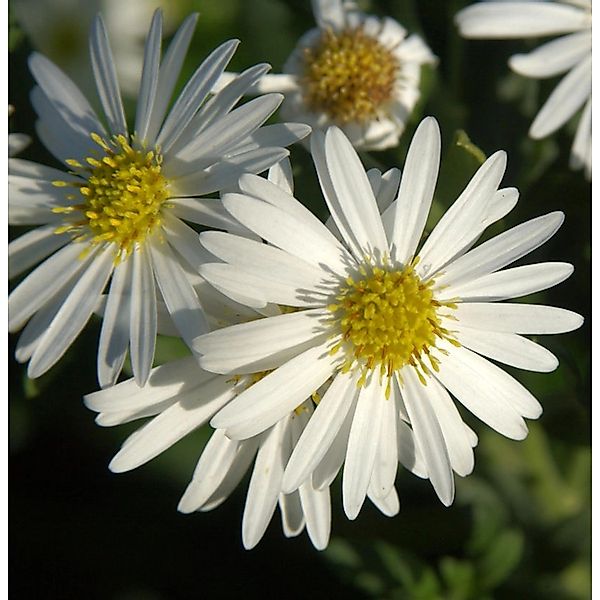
[455,0,592,179]
[194,118,582,518]
[219,0,436,150]
[8,10,310,387]
[13,0,179,97]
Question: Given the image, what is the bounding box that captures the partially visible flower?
[219,0,436,150]
[12,0,179,97]
[194,118,583,519]
[8,10,310,387]
[455,0,592,178]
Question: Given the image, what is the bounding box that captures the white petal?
[323,127,388,257]
[283,370,358,493]
[178,429,240,514]
[89,15,127,135]
[570,96,591,177]
[401,368,454,506]
[199,231,332,302]
[417,151,507,278]
[455,2,591,38]
[242,423,287,549]
[454,327,559,372]
[162,212,214,270]
[198,439,260,512]
[157,39,239,153]
[145,13,199,145]
[134,9,162,143]
[28,248,114,378]
[195,308,330,374]
[343,377,386,520]
[509,31,591,78]
[397,416,427,478]
[453,302,583,334]
[210,344,338,440]
[169,197,246,233]
[84,356,209,412]
[8,158,71,182]
[8,225,69,279]
[312,385,360,489]
[8,242,97,332]
[109,375,236,472]
[149,239,209,350]
[391,117,441,264]
[436,212,564,289]
[299,481,331,550]
[433,344,531,439]
[130,247,157,386]
[368,486,400,517]
[222,193,351,276]
[173,94,283,169]
[97,257,132,388]
[440,262,574,302]
[369,388,399,499]
[267,156,294,194]
[422,377,474,477]
[28,52,105,138]
[172,147,289,196]
[311,0,345,29]
[529,56,591,139]
[279,491,305,538]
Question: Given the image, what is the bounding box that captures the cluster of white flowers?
[9,0,587,551]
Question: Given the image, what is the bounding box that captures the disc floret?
[53,133,169,256]
[301,26,399,124]
[328,259,458,394]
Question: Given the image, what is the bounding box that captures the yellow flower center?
[328,261,458,395]
[301,26,399,124]
[53,133,169,256]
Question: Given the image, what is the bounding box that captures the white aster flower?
[8,10,310,387]
[221,0,436,150]
[455,0,592,178]
[194,117,583,519]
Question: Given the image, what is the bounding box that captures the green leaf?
[439,557,476,600]
[477,529,524,590]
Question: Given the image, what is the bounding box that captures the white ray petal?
[195,308,329,374]
[149,239,209,350]
[343,377,386,520]
[433,344,531,439]
[439,262,574,302]
[456,3,591,38]
[97,257,132,388]
[283,370,358,493]
[401,368,454,506]
[130,247,157,387]
[529,56,591,139]
[391,117,441,264]
[242,423,287,549]
[436,212,564,288]
[299,481,331,551]
[28,247,114,378]
[89,14,127,135]
[8,225,69,279]
[453,302,583,334]
[211,344,338,440]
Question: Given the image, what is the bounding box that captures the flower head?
[223,0,436,150]
[195,118,582,519]
[8,10,310,387]
[83,162,422,550]
[455,0,592,178]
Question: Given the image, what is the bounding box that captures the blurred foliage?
[9,0,590,598]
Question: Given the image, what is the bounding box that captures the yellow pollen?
[52,133,169,257]
[328,261,458,395]
[301,26,399,124]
